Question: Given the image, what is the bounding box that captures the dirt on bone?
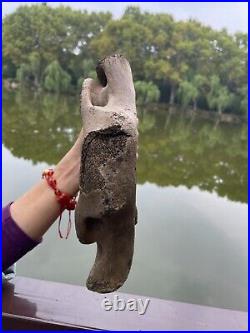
[80,131,136,212]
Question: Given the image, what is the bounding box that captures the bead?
[42,168,77,239]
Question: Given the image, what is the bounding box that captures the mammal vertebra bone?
[75,55,138,293]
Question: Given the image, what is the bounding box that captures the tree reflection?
[3,90,82,165]
[3,91,247,203]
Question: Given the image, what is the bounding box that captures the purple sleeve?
[2,203,41,271]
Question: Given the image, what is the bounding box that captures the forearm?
[2,204,40,271]
[10,180,62,241]
[9,138,81,242]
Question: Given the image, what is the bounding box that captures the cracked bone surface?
[75,55,138,293]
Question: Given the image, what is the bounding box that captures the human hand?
[54,128,84,197]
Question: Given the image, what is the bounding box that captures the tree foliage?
[207,76,233,114]
[3,4,248,115]
[3,91,247,203]
[16,64,33,86]
[43,60,71,93]
[135,81,160,104]
[177,75,206,110]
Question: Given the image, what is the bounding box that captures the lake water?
[2,90,248,311]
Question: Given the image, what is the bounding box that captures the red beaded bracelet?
[42,168,77,239]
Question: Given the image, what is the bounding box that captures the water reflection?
[2,90,248,311]
[3,90,247,203]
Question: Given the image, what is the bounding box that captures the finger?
[73,128,85,151]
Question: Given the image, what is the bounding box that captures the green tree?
[3,4,248,116]
[3,57,16,79]
[207,76,233,115]
[178,81,198,109]
[16,64,33,86]
[177,75,206,110]
[90,15,153,79]
[43,60,71,93]
[134,81,160,104]
[3,4,111,87]
[77,59,97,90]
[238,85,248,116]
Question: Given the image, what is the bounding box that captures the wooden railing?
[2,277,247,330]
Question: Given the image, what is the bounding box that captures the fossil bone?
[75,54,138,293]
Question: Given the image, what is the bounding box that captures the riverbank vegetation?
[3,90,247,203]
[3,4,248,116]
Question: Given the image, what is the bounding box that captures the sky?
[2,2,248,34]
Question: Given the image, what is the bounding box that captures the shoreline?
[3,80,246,124]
